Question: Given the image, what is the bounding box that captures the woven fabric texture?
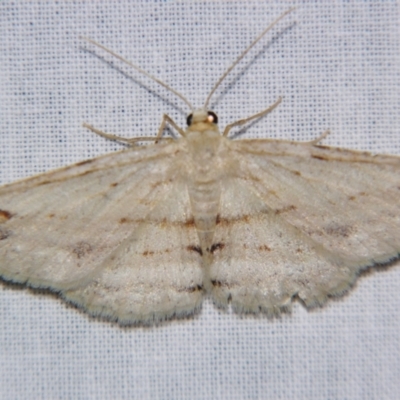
[0,1,399,399]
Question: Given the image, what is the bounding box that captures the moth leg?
[308,129,331,145]
[82,123,174,145]
[155,113,186,143]
[222,96,282,137]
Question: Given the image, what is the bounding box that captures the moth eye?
[186,114,193,126]
[207,111,218,124]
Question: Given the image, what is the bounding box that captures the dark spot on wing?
[323,223,354,238]
[47,213,55,218]
[80,170,95,178]
[110,182,118,187]
[150,181,164,190]
[311,155,328,161]
[185,284,203,293]
[274,205,297,215]
[0,210,13,223]
[211,279,230,288]
[216,214,221,225]
[296,248,303,253]
[119,217,130,224]
[184,217,195,227]
[187,245,203,256]
[38,180,52,186]
[72,241,93,259]
[348,196,356,201]
[209,243,225,254]
[292,170,301,176]
[76,159,94,166]
[0,227,12,240]
[304,227,323,237]
[215,210,270,226]
[142,250,155,256]
[258,244,271,252]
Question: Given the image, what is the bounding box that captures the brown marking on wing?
[292,170,301,176]
[76,159,94,166]
[0,227,12,240]
[303,227,324,237]
[209,243,225,254]
[348,195,356,201]
[274,205,297,215]
[323,223,354,238]
[311,155,328,161]
[37,170,98,186]
[159,218,168,228]
[119,217,131,224]
[0,209,13,223]
[216,214,221,225]
[258,244,271,252]
[184,217,196,227]
[296,248,303,253]
[187,245,203,256]
[110,182,118,187]
[216,214,230,226]
[150,181,164,190]
[211,279,230,288]
[215,212,269,227]
[47,213,55,219]
[142,250,155,256]
[184,284,203,293]
[72,241,93,259]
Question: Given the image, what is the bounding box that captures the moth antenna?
[203,7,295,109]
[82,36,194,111]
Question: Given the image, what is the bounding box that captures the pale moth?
[1,9,399,325]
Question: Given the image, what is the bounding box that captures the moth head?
[187,109,218,127]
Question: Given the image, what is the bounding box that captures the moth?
[0,9,399,324]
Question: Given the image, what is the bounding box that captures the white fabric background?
[1,1,399,399]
